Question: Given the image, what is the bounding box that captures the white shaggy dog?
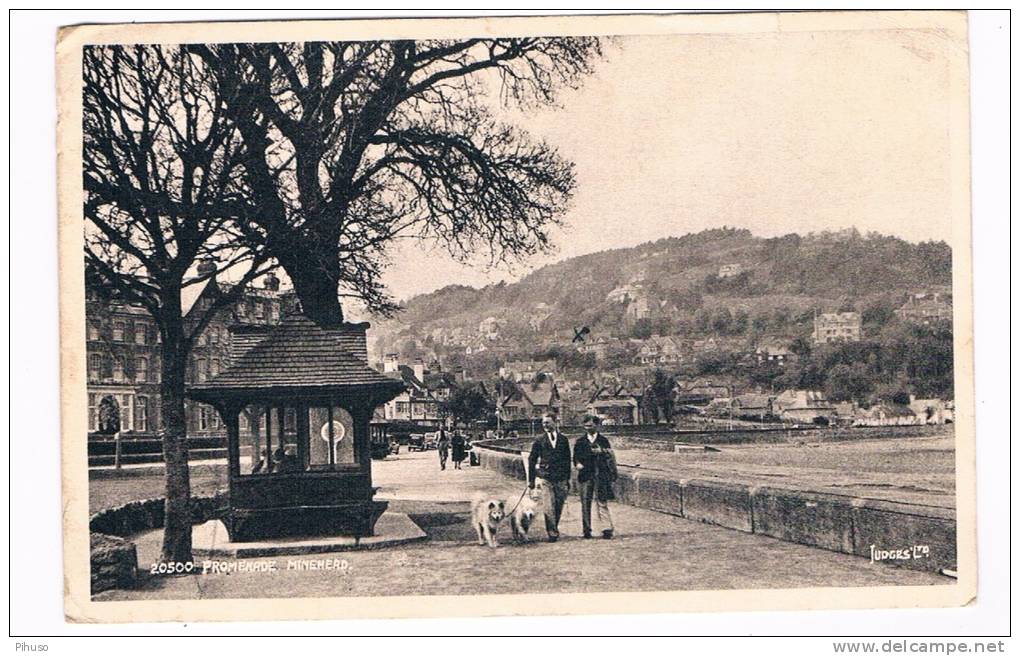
[470,493,506,548]
[509,492,539,543]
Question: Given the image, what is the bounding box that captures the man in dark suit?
[573,415,616,539]
[527,412,572,542]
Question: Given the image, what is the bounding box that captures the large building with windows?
[85,273,295,439]
[812,311,862,345]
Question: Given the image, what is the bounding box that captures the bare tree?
[83,45,272,562]
[191,38,603,326]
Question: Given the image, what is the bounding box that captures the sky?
[376,26,956,304]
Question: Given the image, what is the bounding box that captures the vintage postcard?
[57,11,976,623]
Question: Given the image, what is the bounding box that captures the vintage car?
[407,432,437,452]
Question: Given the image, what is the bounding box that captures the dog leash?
[507,485,531,516]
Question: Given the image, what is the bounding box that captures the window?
[118,394,133,431]
[87,322,100,341]
[210,359,220,377]
[151,356,161,383]
[113,321,125,341]
[254,302,265,320]
[197,405,221,431]
[135,357,148,383]
[269,303,279,321]
[195,358,207,383]
[112,358,125,382]
[88,393,97,431]
[135,396,148,432]
[89,354,103,381]
[237,302,248,318]
[134,322,148,345]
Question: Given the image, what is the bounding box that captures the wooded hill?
[371,227,951,353]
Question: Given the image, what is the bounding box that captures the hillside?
[368,227,951,361]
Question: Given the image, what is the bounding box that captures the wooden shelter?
[188,316,405,541]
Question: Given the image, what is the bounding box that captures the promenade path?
[93,450,947,601]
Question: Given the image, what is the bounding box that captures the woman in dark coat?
[451,431,467,470]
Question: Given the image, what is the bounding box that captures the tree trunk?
[282,250,344,328]
[159,327,193,563]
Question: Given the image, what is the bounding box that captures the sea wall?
[473,443,955,574]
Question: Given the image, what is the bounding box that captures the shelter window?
[241,404,357,475]
[308,406,356,469]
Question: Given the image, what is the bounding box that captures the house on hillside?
[577,335,611,359]
[478,316,503,340]
[718,263,743,278]
[465,341,488,356]
[499,359,557,382]
[675,379,733,406]
[731,393,775,421]
[813,312,862,345]
[908,396,954,424]
[625,294,653,320]
[755,342,795,365]
[606,283,642,304]
[637,335,684,365]
[692,337,719,353]
[587,383,643,425]
[528,303,554,332]
[499,379,561,420]
[896,292,953,325]
[855,403,918,426]
[774,389,833,423]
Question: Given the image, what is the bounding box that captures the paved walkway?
[94,451,947,601]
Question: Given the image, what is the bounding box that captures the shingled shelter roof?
[188,315,405,403]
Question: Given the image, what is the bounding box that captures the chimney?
[263,272,280,292]
[383,353,399,374]
[413,358,425,383]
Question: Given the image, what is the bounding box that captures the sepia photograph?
[53,10,979,624]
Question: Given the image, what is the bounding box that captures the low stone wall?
[89,493,228,594]
[90,533,138,594]
[89,493,228,536]
[474,444,956,574]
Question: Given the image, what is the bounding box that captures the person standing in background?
[451,429,467,470]
[437,427,450,471]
